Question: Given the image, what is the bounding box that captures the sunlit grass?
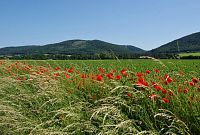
[0,59,199,135]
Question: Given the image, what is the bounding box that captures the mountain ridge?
[150,32,200,54]
[0,39,145,56]
[1,32,200,58]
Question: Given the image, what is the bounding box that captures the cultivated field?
[179,52,200,57]
[0,59,199,135]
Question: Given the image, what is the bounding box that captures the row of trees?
[0,53,183,60]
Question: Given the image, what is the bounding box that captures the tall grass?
[0,59,199,135]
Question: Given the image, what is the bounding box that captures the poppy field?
[0,59,199,135]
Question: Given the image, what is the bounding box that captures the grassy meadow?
[179,52,200,57]
[179,52,200,58]
[0,59,199,135]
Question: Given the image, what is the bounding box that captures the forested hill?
[1,32,200,59]
[150,32,200,53]
[0,40,145,56]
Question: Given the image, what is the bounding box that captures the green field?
[0,59,199,135]
[179,52,200,57]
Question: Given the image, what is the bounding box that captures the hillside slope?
[0,40,145,55]
[150,32,200,53]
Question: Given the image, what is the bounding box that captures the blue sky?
[0,0,200,50]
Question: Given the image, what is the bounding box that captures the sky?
[0,0,200,50]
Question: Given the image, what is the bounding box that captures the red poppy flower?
[142,81,149,87]
[127,93,132,97]
[154,69,159,73]
[112,69,117,73]
[115,75,121,80]
[68,69,73,73]
[146,70,150,74]
[54,66,61,71]
[162,98,170,103]
[107,73,113,79]
[138,77,145,83]
[98,68,104,73]
[189,82,195,86]
[64,72,70,79]
[97,75,103,81]
[168,91,174,96]
[166,77,173,83]
[162,89,167,94]
[165,75,173,83]
[192,77,199,83]
[136,78,149,87]
[54,73,60,77]
[155,85,162,91]
[81,74,87,79]
[121,68,127,76]
[136,72,144,77]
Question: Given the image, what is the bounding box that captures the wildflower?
[189,82,195,86]
[98,68,104,73]
[146,70,150,74]
[138,77,145,83]
[107,73,113,79]
[127,92,132,97]
[162,98,170,103]
[192,77,199,83]
[142,81,149,87]
[112,69,117,73]
[168,91,174,96]
[165,75,173,83]
[115,75,121,80]
[68,68,73,73]
[136,72,144,77]
[154,69,159,73]
[64,72,70,79]
[121,68,127,76]
[155,85,162,91]
[54,73,60,77]
[162,89,167,94]
[54,66,61,71]
[137,77,149,87]
[81,73,87,79]
[97,75,103,81]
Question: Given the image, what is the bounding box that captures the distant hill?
[150,32,200,54]
[0,40,145,56]
[1,32,200,59]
